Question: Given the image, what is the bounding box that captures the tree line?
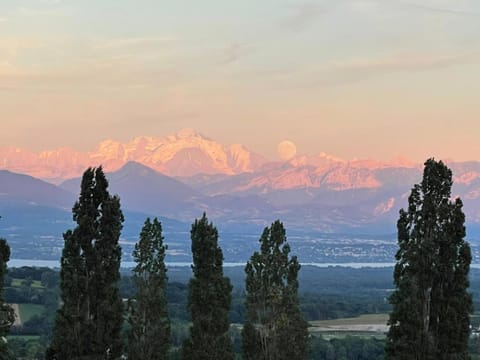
[0,158,474,359]
[14,166,306,360]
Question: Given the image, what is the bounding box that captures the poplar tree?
[182,213,233,360]
[127,217,170,360]
[0,239,14,360]
[242,220,308,360]
[47,167,124,360]
[386,158,472,359]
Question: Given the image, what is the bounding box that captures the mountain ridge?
[2,129,480,199]
[3,160,480,262]
[0,128,267,182]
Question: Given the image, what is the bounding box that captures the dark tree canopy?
[242,220,308,360]
[182,213,233,360]
[386,158,472,360]
[0,238,14,360]
[127,217,170,360]
[47,167,124,360]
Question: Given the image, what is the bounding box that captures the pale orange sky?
[1,0,480,161]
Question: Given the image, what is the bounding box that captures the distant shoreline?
[8,259,480,269]
[7,259,395,268]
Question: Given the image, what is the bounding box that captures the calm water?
[0,259,397,269]
[9,259,480,269]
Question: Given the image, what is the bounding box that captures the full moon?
[277,140,297,161]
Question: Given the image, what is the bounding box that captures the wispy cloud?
[0,62,24,77]
[92,36,177,50]
[17,5,70,17]
[278,2,326,32]
[0,58,186,93]
[0,37,47,57]
[0,18,7,23]
[398,1,480,16]
[331,52,480,73]
[284,52,480,89]
[41,0,62,4]
[220,42,251,65]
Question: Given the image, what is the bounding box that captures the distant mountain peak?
[174,128,204,139]
[118,161,158,175]
[317,152,344,162]
[387,156,416,168]
[0,129,266,181]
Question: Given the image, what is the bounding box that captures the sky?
[1,0,480,161]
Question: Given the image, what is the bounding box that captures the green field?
[11,278,43,289]
[7,335,41,341]
[18,304,45,323]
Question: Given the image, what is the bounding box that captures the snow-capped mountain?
[4,129,480,209]
[0,128,267,182]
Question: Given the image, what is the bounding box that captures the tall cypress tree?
[242,220,308,360]
[182,213,233,360]
[386,159,472,359]
[127,217,170,360]
[47,167,124,360]
[0,238,14,360]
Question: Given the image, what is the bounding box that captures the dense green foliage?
[183,213,233,360]
[127,218,170,360]
[242,220,308,360]
[386,159,472,359]
[0,239,14,359]
[6,265,480,358]
[47,167,124,360]
[310,336,385,360]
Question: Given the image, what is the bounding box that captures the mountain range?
[2,129,480,261]
[0,128,266,182]
[2,129,480,229]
